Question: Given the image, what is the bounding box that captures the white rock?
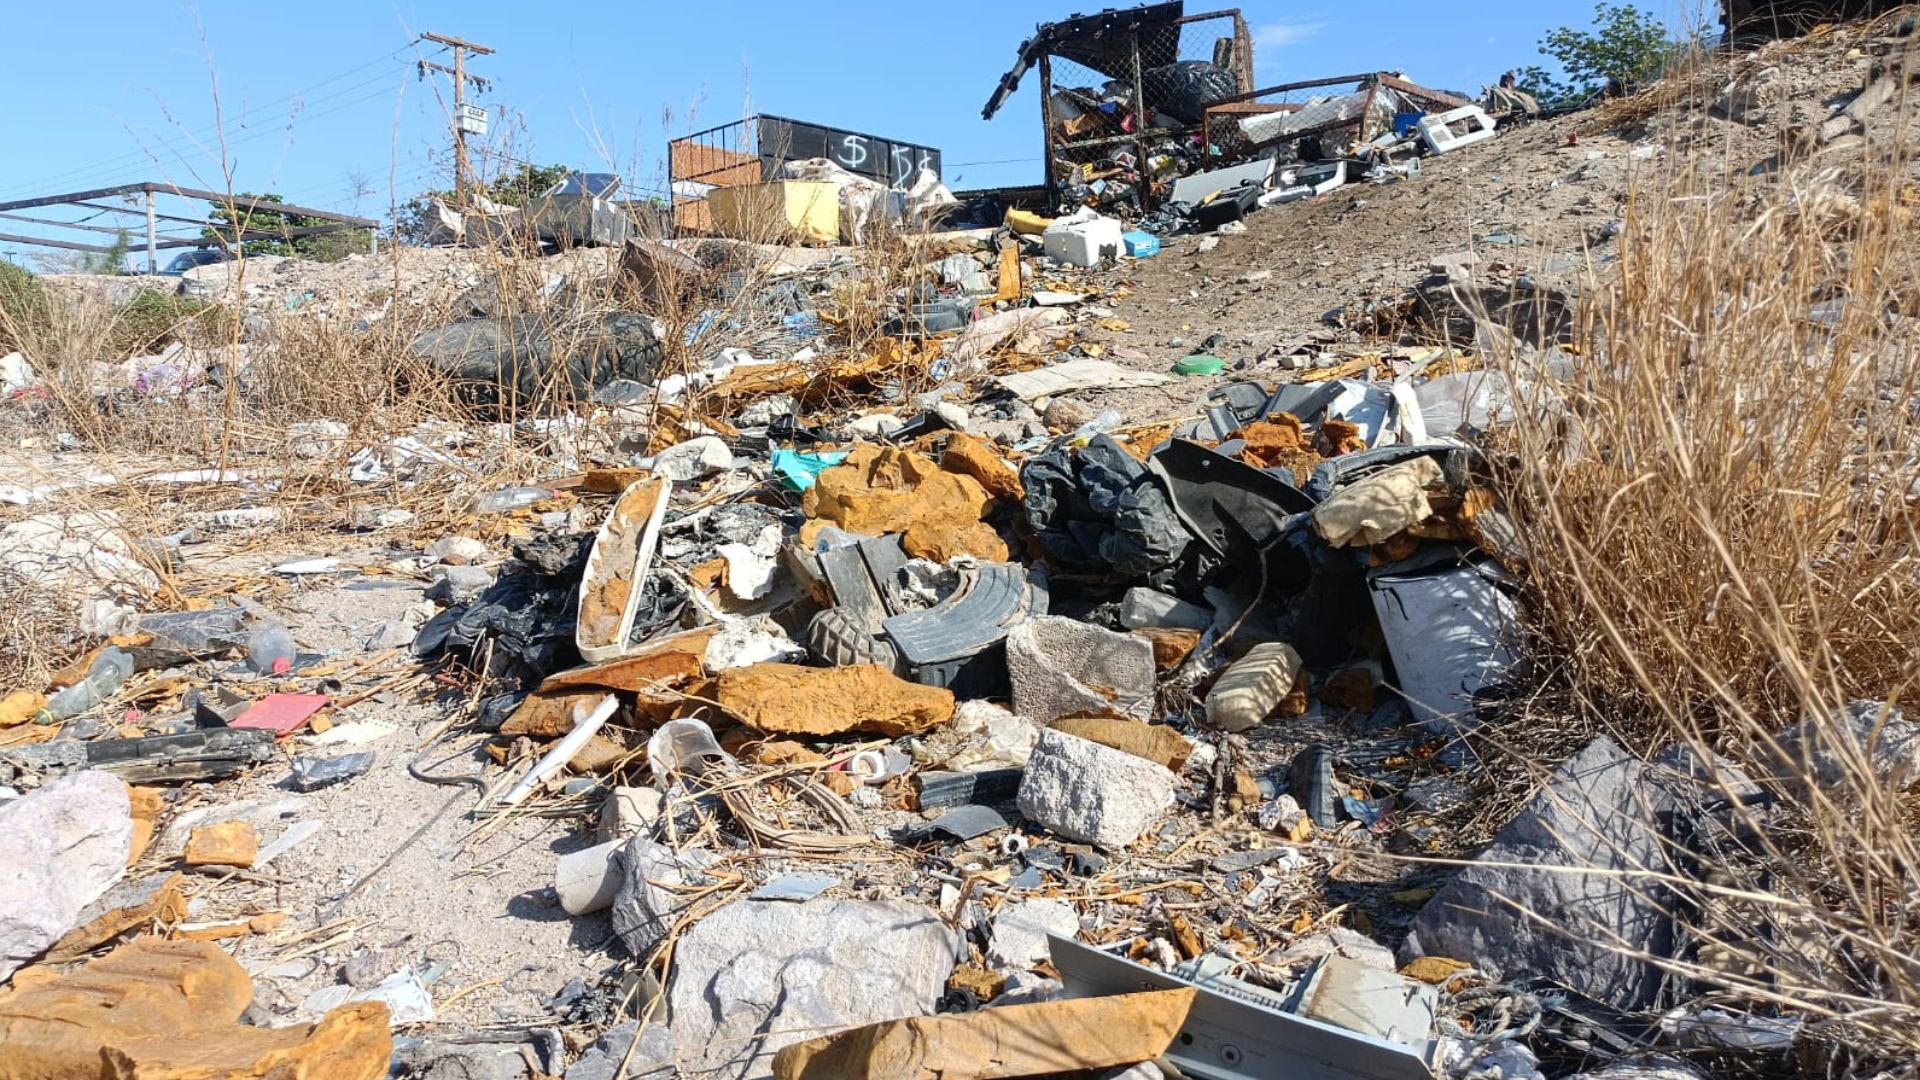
[987,898,1080,971]
[556,838,626,916]
[423,536,487,565]
[1017,730,1177,849]
[648,436,733,482]
[0,771,132,980]
[667,898,961,1078]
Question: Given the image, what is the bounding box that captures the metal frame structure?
[984,4,1253,212]
[666,113,941,235]
[1200,73,1471,161]
[0,182,379,272]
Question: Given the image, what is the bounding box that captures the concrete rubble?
[1,7,1908,1079]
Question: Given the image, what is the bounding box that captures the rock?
[565,1021,674,1080]
[1017,730,1177,849]
[713,663,955,737]
[1239,269,1273,284]
[1196,237,1220,254]
[43,871,184,964]
[933,402,971,432]
[611,837,709,957]
[0,937,391,1079]
[1118,587,1212,631]
[1428,251,1481,283]
[1768,700,1920,794]
[1041,398,1094,431]
[668,898,960,1079]
[649,436,734,482]
[1005,616,1157,723]
[1402,736,1673,1009]
[426,564,496,603]
[987,898,1080,971]
[848,413,904,439]
[1049,716,1192,773]
[939,433,1023,501]
[556,839,625,916]
[424,536,487,565]
[802,445,995,542]
[1216,220,1247,236]
[598,786,665,842]
[901,517,1010,563]
[184,820,258,868]
[0,770,131,981]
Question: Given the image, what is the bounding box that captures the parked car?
[158,248,234,276]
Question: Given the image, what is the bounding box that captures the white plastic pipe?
[497,694,618,808]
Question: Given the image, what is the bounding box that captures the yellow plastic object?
[706,181,840,244]
[1005,208,1054,236]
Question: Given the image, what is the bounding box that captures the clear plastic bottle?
[247,623,296,675]
[474,485,555,514]
[39,647,134,723]
[1068,409,1124,444]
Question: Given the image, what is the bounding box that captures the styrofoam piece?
[1042,211,1124,268]
[575,476,672,662]
[1205,642,1303,732]
[1417,106,1497,155]
[1170,156,1276,206]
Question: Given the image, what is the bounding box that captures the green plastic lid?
[1174,353,1226,376]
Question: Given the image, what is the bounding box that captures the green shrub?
[108,289,237,357]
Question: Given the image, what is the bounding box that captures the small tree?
[203,192,370,262]
[1516,3,1688,109]
[394,162,575,246]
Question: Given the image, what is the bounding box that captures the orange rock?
[1236,415,1323,482]
[772,987,1195,1080]
[713,663,955,737]
[946,963,1006,1001]
[1050,716,1190,773]
[0,937,391,1080]
[183,821,257,868]
[803,445,994,538]
[44,873,185,963]
[0,690,44,729]
[501,689,607,739]
[940,433,1024,501]
[1133,627,1201,670]
[568,734,628,774]
[901,517,1010,563]
[125,786,164,866]
[539,629,713,695]
[1319,666,1377,712]
[750,741,828,766]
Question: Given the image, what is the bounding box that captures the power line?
[0,45,415,200]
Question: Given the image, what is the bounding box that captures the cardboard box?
[705,181,839,244]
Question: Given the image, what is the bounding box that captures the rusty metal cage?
[1008,6,1252,212]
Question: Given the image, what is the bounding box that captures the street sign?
[458,104,488,136]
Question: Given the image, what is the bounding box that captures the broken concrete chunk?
[1402,736,1673,1009]
[772,988,1195,1080]
[1311,456,1442,547]
[987,898,1080,971]
[1017,729,1177,849]
[648,436,734,482]
[610,837,708,957]
[667,897,961,1078]
[1118,587,1212,631]
[713,663,955,737]
[598,785,666,842]
[0,770,132,981]
[1205,642,1304,733]
[1006,616,1157,724]
[184,820,259,868]
[0,937,391,1080]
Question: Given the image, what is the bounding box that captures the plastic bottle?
[247,623,296,676]
[39,647,134,723]
[474,485,555,514]
[1067,409,1123,444]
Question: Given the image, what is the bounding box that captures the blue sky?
[0,1,1708,265]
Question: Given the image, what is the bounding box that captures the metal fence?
[667,115,942,236]
[1035,8,1251,212]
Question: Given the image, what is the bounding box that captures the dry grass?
[1487,70,1920,1067]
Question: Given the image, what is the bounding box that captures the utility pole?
[417,32,494,209]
